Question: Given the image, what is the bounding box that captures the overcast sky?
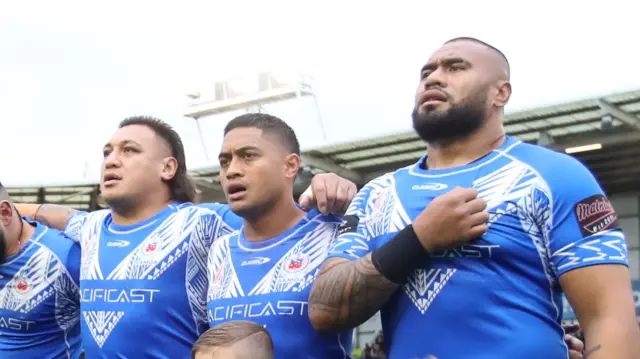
[1,0,639,186]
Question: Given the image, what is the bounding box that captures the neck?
[110,194,174,226]
[425,117,506,170]
[243,196,306,242]
[6,217,35,258]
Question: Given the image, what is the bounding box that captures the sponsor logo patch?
[574,194,618,237]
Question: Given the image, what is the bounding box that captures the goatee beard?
[412,98,486,145]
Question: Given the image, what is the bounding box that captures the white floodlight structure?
[183,71,326,185]
[184,71,317,118]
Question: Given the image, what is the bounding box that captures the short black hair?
[444,37,510,77]
[224,113,300,155]
[119,116,197,203]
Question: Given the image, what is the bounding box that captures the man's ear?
[160,157,179,181]
[284,154,301,180]
[0,201,14,227]
[493,81,512,108]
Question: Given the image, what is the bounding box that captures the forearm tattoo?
[309,255,400,331]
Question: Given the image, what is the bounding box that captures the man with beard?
[15,116,357,358]
[308,37,639,358]
[206,113,352,358]
[0,182,81,358]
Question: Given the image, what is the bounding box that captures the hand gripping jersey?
[0,220,81,359]
[64,202,241,359]
[207,209,353,359]
[328,137,628,359]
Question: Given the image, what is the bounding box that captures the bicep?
[559,264,636,326]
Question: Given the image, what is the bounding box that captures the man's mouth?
[226,183,247,200]
[420,90,448,106]
[103,173,122,187]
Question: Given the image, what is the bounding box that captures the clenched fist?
[413,187,489,253]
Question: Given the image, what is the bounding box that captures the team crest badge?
[143,238,160,256]
[284,253,309,273]
[14,275,32,294]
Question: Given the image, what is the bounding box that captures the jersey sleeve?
[327,177,388,261]
[64,210,90,243]
[187,209,237,333]
[545,156,628,277]
[52,231,81,332]
[66,240,81,288]
[197,203,243,230]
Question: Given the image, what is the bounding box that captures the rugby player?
[308,37,639,358]
[206,113,352,357]
[15,116,356,358]
[192,320,274,359]
[0,182,81,358]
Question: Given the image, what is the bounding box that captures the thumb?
[298,186,315,209]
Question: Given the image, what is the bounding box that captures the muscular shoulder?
[506,141,599,199]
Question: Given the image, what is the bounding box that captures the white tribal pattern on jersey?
[64,202,238,359]
[0,221,81,359]
[207,209,353,359]
[328,136,628,359]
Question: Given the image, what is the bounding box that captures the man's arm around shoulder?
[15,203,77,231]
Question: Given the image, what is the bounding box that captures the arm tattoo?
[583,344,602,358]
[34,204,76,230]
[309,255,400,331]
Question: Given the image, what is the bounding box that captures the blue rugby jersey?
[0,220,81,359]
[328,136,628,359]
[207,209,352,359]
[64,202,238,359]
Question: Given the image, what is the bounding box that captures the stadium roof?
[193,88,640,195]
[7,89,640,210]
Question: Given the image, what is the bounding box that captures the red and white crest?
[284,253,309,273]
[14,275,32,294]
[143,239,159,255]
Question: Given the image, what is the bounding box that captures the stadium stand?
[6,89,640,209]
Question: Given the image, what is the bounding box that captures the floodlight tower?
[183,71,325,162]
[183,71,325,193]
